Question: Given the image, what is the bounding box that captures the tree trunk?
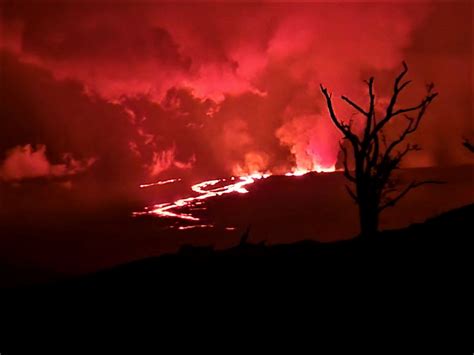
[357,182,379,239]
[359,203,379,239]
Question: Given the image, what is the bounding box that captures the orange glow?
[175,224,214,230]
[139,178,181,188]
[134,167,335,229]
[134,175,265,222]
[285,165,335,176]
[315,165,336,173]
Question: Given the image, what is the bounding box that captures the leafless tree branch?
[378,180,444,212]
[370,63,438,140]
[320,84,361,150]
[339,141,356,182]
[320,62,439,236]
[341,96,368,116]
[345,184,358,203]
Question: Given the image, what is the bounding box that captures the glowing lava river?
[134,166,335,230]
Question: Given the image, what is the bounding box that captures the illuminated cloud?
[148,146,195,178]
[0,0,471,195]
[0,144,95,181]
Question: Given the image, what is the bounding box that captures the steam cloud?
[0,144,95,181]
[0,0,472,205]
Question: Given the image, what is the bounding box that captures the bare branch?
[386,61,409,116]
[345,184,358,203]
[398,61,409,82]
[378,180,444,212]
[339,141,356,182]
[382,186,399,196]
[341,95,368,116]
[391,93,438,117]
[320,84,360,149]
[398,80,412,93]
[369,132,380,168]
[364,77,375,141]
[398,143,421,161]
[363,77,377,174]
[381,85,435,163]
[370,63,437,140]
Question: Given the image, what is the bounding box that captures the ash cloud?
[0,0,472,208]
[0,144,95,181]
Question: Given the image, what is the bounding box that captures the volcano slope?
[8,202,472,293]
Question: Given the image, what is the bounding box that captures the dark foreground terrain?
[1,165,473,285]
[1,205,473,352]
[6,203,472,292]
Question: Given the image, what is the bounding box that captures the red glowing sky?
[0,1,473,279]
[0,0,472,209]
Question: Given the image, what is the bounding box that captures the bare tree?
[320,62,440,238]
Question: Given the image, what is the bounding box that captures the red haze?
[0,0,472,209]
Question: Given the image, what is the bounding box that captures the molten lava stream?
[134,167,335,230]
[133,174,267,228]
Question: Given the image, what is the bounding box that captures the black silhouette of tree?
[320,62,440,237]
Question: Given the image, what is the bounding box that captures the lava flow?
[134,166,335,229]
